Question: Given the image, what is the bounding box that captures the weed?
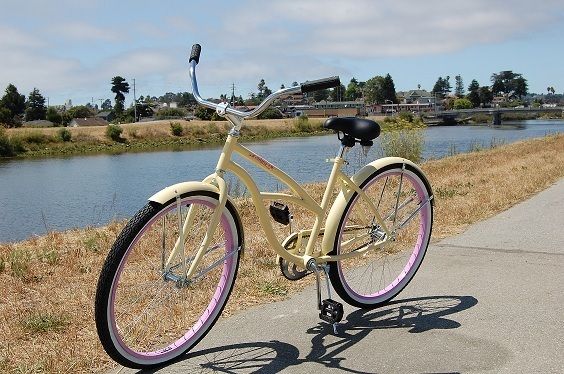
[21,131,52,145]
[207,122,220,134]
[39,249,59,265]
[21,312,69,333]
[260,281,288,296]
[170,121,184,136]
[0,128,25,157]
[379,121,424,163]
[0,255,5,273]
[435,187,457,198]
[106,124,124,142]
[127,128,139,139]
[9,249,31,278]
[293,115,312,132]
[57,128,72,142]
[83,234,102,253]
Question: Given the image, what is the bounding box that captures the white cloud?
[1,1,563,103]
[48,22,123,42]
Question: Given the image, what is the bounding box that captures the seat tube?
[304,146,347,256]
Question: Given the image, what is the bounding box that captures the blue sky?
[1,0,563,107]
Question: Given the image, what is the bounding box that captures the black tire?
[328,163,433,309]
[95,190,243,368]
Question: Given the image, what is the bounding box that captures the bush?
[293,115,312,132]
[170,121,184,136]
[194,106,213,120]
[453,98,473,110]
[156,107,186,120]
[20,131,52,145]
[106,124,124,142]
[258,107,283,119]
[58,128,72,142]
[0,128,16,156]
[379,118,424,163]
[398,111,414,122]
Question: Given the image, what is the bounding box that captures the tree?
[111,76,130,115]
[344,78,362,101]
[67,105,94,119]
[313,89,329,102]
[490,71,528,99]
[329,84,345,102]
[0,84,26,126]
[25,88,47,121]
[453,98,472,109]
[466,79,480,108]
[101,99,112,111]
[513,76,528,99]
[382,74,397,103]
[479,86,493,106]
[363,76,385,105]
[46,107,63,125]
[454,75,464,97]
[432,76,451,97]
[257,79,272,100]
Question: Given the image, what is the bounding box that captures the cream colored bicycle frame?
[162,115,397,280]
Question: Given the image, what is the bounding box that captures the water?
[1,119,563,243]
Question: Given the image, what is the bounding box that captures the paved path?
[114,179,564,374]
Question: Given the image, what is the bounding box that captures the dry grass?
[5,119,306,144]
[0,134,563,373]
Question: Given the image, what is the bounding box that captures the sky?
[1,0,563,107]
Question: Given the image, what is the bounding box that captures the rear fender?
[321,157,431,255]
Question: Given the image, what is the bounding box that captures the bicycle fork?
[307,259,343,335]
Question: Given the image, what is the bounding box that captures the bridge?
[427,107,563,125]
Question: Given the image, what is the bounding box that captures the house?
[296,100,366,117]
[96,111,116,122]
[70,118,109,127]
[22,120,55,128]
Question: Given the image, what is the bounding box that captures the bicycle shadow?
[137,295,477,373]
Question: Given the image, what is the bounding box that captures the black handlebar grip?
[189,44,202,64]
[301,76,341,93]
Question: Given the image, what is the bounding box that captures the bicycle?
[94,44,434,369]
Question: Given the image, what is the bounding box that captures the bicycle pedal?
[319,299,343,324]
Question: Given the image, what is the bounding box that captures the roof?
[70,117,109,127]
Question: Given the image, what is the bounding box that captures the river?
[1,119,563,243]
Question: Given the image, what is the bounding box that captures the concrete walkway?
[114,179,564,374]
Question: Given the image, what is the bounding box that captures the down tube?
[225,160,311,267]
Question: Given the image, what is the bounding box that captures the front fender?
[149,181,245,258]
[321,157,431,255]
[149,181,220,204]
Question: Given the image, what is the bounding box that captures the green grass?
[9,249,31,278]
[259,280,288,296]
[21,312,69,333]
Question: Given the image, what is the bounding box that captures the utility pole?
[230,83,235,106]
[133,78,137,122]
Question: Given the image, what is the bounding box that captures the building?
[96,111,116,122]
[70,118,109,127]
[297,100,366,117]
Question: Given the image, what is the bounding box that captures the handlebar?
[188,44,340,119]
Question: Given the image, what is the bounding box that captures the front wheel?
[95,190,243,368]
[329,163,433,309]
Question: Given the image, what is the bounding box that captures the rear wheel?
[95,191,243,368]
[329,164,433,309]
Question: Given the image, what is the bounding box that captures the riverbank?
[1,133,563,373]
[1,116,391,159]
[0,118,318,158]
